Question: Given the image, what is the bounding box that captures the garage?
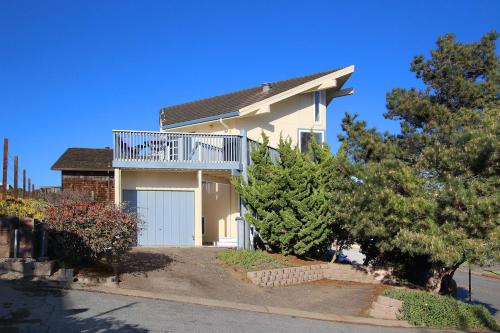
[123,190,195,246]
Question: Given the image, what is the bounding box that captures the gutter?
[161,111,239,130]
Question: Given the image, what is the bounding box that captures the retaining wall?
[247,263,386,287]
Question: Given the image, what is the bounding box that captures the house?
[51,148,114,202]
[113,66,355,247]
[38,186,62,194]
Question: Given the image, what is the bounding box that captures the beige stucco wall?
[165,91,326,148]
[202,181,239,244]
[119,169,203,246]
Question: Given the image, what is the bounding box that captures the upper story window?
[299,129,324,153]
[314,91,321,123]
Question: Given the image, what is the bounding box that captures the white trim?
[123,187,196,191]
[239,65,354,116]
[298,129,325,152]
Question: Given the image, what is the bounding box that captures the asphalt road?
[454,270,500,321]
[0,280,458,333]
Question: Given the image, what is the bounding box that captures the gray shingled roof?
[160,67,347,128]
[51,148,113,171]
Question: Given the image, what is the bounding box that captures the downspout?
[219,118,230,132]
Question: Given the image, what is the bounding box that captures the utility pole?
[2,138,7,200]
[13,156,18,198]
[468,262,472,303]
[22,169,26,199]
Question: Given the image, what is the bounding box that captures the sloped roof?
[160,67,348,128]
[51,148,113,171]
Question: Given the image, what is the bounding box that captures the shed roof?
[51,148,113,171]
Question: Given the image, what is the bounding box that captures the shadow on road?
[0,280,148,332]
[456,286,498,318]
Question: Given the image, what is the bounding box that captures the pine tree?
[340,31,499,293]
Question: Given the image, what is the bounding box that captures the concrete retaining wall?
[0,259,55,278]
[247,263,384,287]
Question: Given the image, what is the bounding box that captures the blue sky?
[1,0,499,186]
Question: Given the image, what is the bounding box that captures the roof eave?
[161,111,240,130]
[51,167,113,172]
[239,65,355,116]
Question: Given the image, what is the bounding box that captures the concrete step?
[368,296,402,320]
[368,307,399,320]
[376,296,403,308]
[216,238,237,247]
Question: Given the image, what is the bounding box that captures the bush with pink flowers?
[45,200,140,264]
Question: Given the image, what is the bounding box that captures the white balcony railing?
[113,130,242,169]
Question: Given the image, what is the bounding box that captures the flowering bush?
[0,197,48,220]
[44,200,140,264]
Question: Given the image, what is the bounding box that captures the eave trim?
[161,111,240,130]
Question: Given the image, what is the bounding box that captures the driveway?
[0,280,456,333]
[117,247,381,317]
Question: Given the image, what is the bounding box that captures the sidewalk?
[71,283,413,329]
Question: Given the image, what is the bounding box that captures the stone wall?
[247,263,384,287]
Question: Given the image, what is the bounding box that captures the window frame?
[297,129,325,153]
[313,91,322,123]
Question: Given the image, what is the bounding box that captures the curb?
[70,284,413,329]
[480,273,500,280]
[458,268,500,280]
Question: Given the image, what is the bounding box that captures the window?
[299,130,324,153]
[314,91,321,123]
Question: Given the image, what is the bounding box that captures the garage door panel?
[138,190,150,246]
[180,192,194,245]
[123,189,194,246]
[154,191,163,245]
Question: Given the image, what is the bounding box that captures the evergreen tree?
[234,134,343,257]
[340,31,499,293]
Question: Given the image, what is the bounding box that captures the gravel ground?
[117,247,380,317]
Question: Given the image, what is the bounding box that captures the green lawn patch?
[482,270,500,277]
[383,289,499,331]
[217,249,289,271]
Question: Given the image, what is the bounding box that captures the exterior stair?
[368,296,403,320]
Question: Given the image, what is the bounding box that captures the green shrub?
[384,289,499,330]
[0,197,48,220]
[217,249,288,271]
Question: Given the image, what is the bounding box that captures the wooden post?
[13,156,18,198]
[22,169,26,199]
[27,177,31,198]
[32,184,35,197]
[2,138,7,200]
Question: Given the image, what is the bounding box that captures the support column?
[194,170,203,246]
[238,129,251,249]
[114,168,122,205]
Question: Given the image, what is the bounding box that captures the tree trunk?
[330,241,345,263]
[426,262,461,295]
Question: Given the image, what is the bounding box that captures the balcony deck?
[113,130,244,170]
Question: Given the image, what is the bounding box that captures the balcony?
[112,130,243,170]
